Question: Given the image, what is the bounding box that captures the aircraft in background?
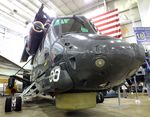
[4,4,145,112]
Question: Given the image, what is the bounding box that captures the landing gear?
[15,97,22,111]
[5,81,38,113]
[5,96,22,112]
[8,76,15,89]
[96,92,104,103]
[5,97,12,112]
[8,75,31,91]
[23,71,30,90]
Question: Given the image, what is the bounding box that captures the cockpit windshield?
[52,16,96,36]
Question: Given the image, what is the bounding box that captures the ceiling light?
[84,0,93,4]
[43,7,57,17]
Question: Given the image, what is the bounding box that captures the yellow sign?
[0,79,8,83]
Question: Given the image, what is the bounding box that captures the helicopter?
[5,4,145,112]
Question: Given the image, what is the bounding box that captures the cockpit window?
[54,19,70,26]
[53,17,96,36]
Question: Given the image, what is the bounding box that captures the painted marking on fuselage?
[49,66,61,83]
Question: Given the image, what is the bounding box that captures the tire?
[99,93,104,103]
[15,97,22,111]
[96,92,104,103]
[5,97,12,112]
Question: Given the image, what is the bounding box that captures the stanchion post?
[118,86,121,106]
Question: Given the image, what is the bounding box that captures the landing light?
[95,59,105,68]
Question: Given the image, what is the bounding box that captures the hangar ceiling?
[0,0,107,19]
[0,0,110,34]
[0,0,138,40]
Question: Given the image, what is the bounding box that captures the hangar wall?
[137,0,150,50]
[137,0,150,27]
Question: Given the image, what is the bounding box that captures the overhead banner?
[134,27,150,43]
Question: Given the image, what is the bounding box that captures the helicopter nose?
[65,37,144,88]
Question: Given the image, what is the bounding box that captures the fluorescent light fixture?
[0,10,24,26]
[0,0,33,21]
[19,0,38,12]
[31,0,42,7]
[83,8,104,18]
[12,0,35,17]
[0,4,11,14]
[0,16,25,35]
[84,0,93,4]
[44,7,57,17]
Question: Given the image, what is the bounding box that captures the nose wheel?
[15,97,22,111]
[5,97,12,112]
[96,92,104,103]
[5,96,22,112]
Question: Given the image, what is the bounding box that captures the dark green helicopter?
[5,4,145,112]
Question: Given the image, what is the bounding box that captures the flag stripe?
[108,32,122,37]
[90,9,122,39]
[96,22,120,30]
[94,17,119,27]
[114,34,122,38]
[91,11,118,22]
[95,19,119,28]
[89,9,118,20]
[98,24,121,32]
[99,31,122,37]
[100,26,121,34]
[102,29,121,35]
[92,14,118,24]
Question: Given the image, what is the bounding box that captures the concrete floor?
[0,95,150,117]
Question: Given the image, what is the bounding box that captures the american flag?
[90,9,122,39]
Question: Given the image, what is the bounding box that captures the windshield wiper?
[73,15,86,27]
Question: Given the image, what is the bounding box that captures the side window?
[43,28,57,58]
[43,30,51,59]
[33,29,51,65]
[44,33,50,51]
[40,28,51,51]
[52,43,63,55]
